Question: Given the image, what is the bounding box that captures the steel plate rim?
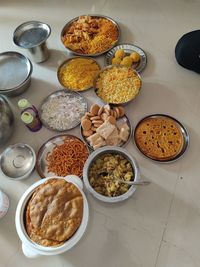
[105,43,147,73]
[133,114,189,163]
[38,89,88,132]
[57,56,101,92]
[36,134,90,178]
[60,14,120,57]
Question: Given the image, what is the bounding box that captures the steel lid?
[0,52,32,91]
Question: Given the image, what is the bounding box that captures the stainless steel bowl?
[94,65,142,105]
[13,21,51,63]
[61,14,120,57]
[0,95,14,145]
[0,143,36,180]
[83,146,140,203]
[57,57,101,91]
[0,51,32,96]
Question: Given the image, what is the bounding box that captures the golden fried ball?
[130,52,140,62]
[115,49,125,59]
[112,57,122,65]
[120,56,133,67]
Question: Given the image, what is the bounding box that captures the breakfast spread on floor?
[0,14,189,257]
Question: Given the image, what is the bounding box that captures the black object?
[175,30,200,73]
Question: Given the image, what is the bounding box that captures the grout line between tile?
[154,175,179,267]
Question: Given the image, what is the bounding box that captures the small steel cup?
[13,21,51,63]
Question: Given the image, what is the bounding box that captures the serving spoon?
[97,171,150,186]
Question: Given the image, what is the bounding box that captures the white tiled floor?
[0,1,200,266]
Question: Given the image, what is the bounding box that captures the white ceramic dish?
[83,146,140,203]
[15,175,89,258]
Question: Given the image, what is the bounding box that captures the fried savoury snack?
[25,179,83,247]
[62,16,118,54]
[46,136,89,177]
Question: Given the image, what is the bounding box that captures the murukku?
[46,136,89,177]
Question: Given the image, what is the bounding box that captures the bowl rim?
[0,51,32,91]
[60,14,120,57]
[15,176,89,255]
[0,143,36,180]
[83,146,140,203]
[13,20,51,48]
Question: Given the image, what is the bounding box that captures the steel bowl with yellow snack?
[57,57,101,91]
[83,146,140,203]
[94,65,142,105]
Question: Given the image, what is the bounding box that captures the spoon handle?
[119,180,151,186]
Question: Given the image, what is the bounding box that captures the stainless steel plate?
[60,14,120,57]
[133,114,189,163]
[0,51,32,91]
[105,44,147,73]
[94,65,142,105]
[1,143,36,179]
[57,57,101,91]
[36,134,90,178]
[81,114,132,150]
[39,89,88,132]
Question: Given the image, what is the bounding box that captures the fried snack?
[111,49,141,68]
[25,179,83,247]
[115,49,125,59]
[96,66,141,104]
[135,117,184,160]
[46,136,89,177]
[58,58,100,91]
[130,51,140,62]
[62,16,118,55]
[120,56,133,67]
[81,104,130,149]
[90,104,100,115]
[112,57,122,65]
[89,153,134,196]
